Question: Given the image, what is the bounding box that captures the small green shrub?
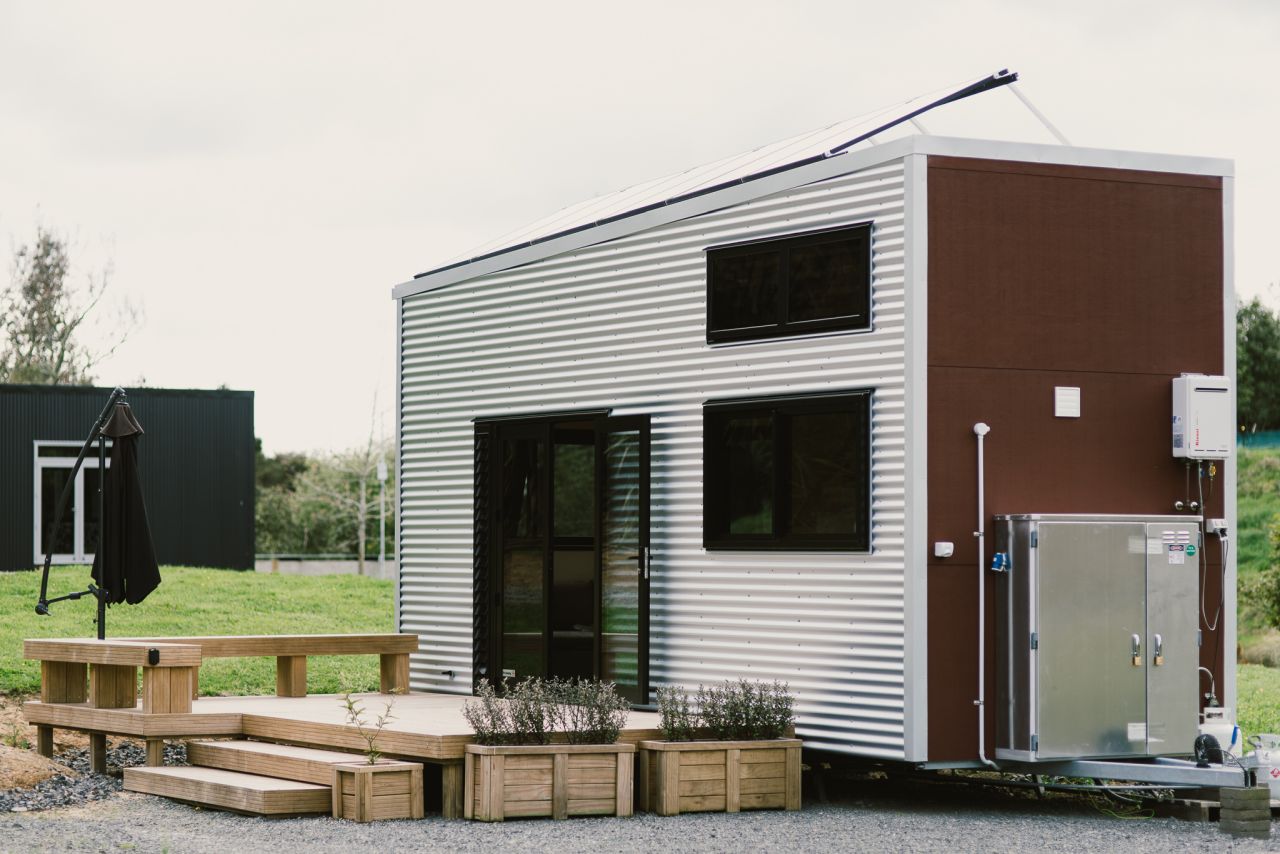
[462,681,511,746]
[656,685,697,742]
[340,693,396,764]
[553,678,630,745]
[463,677,628,746]
[696,680,794,741]
[506,678,557,745]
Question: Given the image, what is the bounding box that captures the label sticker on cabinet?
[1187,544,1197,557]
[1128,722,1147,742]
[1168,545,1186,565]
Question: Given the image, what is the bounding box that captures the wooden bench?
[24,633,418,773]
[113,634,418,699]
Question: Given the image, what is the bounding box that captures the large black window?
[706,224,871,343]
[703,391,871,551]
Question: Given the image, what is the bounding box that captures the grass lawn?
[0,566,394,697]
[1237,447,1280,641]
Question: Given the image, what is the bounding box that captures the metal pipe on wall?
[974,422,998,769]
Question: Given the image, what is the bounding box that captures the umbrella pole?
[96,433,107,641]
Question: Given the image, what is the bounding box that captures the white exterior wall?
[399,159,911,758]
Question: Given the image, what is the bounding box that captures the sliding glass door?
[486,414,649,702]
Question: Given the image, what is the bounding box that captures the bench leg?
[36,725,54,758]
[146,739,165,766]
[90,733,107,774]
[441,761,464,819]
[380,653,410,694]
[276,656,307,697]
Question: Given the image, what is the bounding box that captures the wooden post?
[658,750,680,816]
[89,733,107,774]
[379,653,410,694]
[357,767,374,823]
[442,761,465,819]
[40,660,87,703]
[36,725,54,758]
[462,756,474,819]
[615,750,634,818]
[276,656,307,697]
[784,744,802,811]
[552,752,568,820]
[191,665,200,700]
[142,666,193,714]
[146,739,165,766]
[488,754,505,822]
[725,748,741,813]
[89,664,137,709]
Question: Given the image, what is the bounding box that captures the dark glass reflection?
[722,414,774,535]
[553,439,594,538]
[83,467,103,555]
[788,236,865,323]
[790,410,859,536]
[40,468,74,554]
[501,439,544,539]
[709,250,781,332]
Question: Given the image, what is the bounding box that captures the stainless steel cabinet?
[994,514,1200,761]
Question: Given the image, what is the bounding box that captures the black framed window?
[703,390,871,551]
[706,223,871,343]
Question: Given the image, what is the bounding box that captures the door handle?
[641,547,651,580]
[1153,633,1164,667]
[1131,634,1142,667]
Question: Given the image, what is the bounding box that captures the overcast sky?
[2,1,1276,454]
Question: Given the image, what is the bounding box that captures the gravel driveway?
[3,783,1274,854]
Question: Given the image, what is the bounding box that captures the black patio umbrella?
[90,403,160,606]
[36,387,161,637]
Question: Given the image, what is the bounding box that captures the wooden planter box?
[332,761,425,822]
[637,739,801,815]
[464,743,635,821]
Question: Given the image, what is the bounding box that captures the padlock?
[1132,655,1142,667]
[1154,655,1164,667]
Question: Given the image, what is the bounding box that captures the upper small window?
[706,223,872,343]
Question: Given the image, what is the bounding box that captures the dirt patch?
[0,694,88,753]
[0,743,72,790]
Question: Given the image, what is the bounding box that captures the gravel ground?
[2,778,1277,853]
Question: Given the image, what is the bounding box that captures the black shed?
[0,384,254,572]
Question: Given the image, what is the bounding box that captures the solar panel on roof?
[416,70,1018,281]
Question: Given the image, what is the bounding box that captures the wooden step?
[124,766,330,816]
[188,739,370,785]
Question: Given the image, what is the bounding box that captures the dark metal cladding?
[0,384,255,572]
[924,156,1225,762]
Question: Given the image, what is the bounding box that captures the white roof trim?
[393,135,1233,301]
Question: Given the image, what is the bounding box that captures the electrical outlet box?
[1172,374,1232,460]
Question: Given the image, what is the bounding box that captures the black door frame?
[474,410,650,702]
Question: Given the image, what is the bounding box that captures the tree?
[1238,295,1280,432]
[0,225,137,384]
[298,436,391,575]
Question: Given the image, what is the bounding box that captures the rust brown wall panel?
[927,157,1222,375]
[925,157,1225,762]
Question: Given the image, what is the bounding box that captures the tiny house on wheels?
[392,72,1235,771]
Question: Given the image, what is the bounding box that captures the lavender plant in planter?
[638,680,800,815]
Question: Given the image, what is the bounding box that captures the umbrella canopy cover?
[91,404,160,605]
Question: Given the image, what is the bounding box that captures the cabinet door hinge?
[1030,632,1039,650]
[1031,735,1039,752]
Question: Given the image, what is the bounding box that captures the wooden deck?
[25,691,662,817]
[25,692,662,759]
[22,634,662,818]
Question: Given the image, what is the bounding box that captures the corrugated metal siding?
[399,159,909,758]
